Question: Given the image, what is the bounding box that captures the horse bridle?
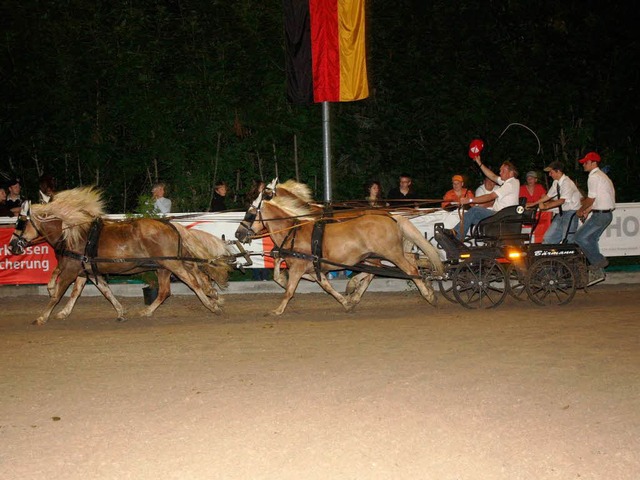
[236,180,277,241]
[10,201,46,255]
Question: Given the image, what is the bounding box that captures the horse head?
[9,201,38,255]
[234,178,279,243]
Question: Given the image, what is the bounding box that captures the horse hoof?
[116,316,127,322]
[32,319,46,326]
[344,303,356,313]
[426,291,438,307]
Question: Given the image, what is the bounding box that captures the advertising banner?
[0,228,58,285]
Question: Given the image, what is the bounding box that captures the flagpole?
[322,101,332,203]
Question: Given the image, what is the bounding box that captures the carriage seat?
[470,198,537,244]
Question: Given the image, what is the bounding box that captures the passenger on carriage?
[519,170,546,203]
[441,174,474,209]
[574,151,616,282]
[452,155,520,239]
[527,161,582,244]
[475,177,496,208]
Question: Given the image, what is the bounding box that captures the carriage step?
[433,223,469,259]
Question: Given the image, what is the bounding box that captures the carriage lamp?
[507,249,523,260]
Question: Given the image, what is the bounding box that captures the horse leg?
[345,273,375,306]
[345,271,367,295]
[47,265,61,297]
[52,276,88,320]
[270,263,308,316]
[139,269,172,317]
[389,253,437,306]
[164,263,223,315]
[34,268,80,325]
[273,261,317,289]
[272,262,288,288]
[316,273,359,312]
[194,266,220,302]
[92,275,127,322]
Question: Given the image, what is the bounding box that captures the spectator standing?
[209,181,229,212]
[453,155,520,239]
[152,182,171,214]
[5,178,22,216]
[519,171,546,203]
[364,180,386,207]
[38,174,56,204]
[245,179,266,206]
[527,161,582,244]
[0,185,12,216]
[387,173,414,205]
[574,152,616,284]
[441,174,473,209]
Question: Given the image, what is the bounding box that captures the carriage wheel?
[506,263,527,300]
[437,278,457,303]
[526,258,576,306]
[452,259,508,309]
[417,258,456,303]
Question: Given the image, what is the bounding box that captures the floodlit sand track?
[1,285,639,479]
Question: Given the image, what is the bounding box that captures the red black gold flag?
[284,0,369,105]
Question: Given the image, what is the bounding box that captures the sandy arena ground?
[1,284,639,480]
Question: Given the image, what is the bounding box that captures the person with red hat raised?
[452,154,520,239]
[574,151,616,285]
[441,174,473,209]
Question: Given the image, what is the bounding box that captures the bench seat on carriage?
[468,201,538,247]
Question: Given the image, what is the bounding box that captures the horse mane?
[31,186,105,248]
[269,180,314,218]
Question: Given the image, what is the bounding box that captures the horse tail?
[393,215,445,276]
[173,224,232,288]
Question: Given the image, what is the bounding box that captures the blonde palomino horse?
[235,179,444,315]
[9,187,231,325]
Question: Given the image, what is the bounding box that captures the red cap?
[579,151,601,164]
[468,139,484,158]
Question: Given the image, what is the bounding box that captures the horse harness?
[59,218,228,279]
[272,211,422,281]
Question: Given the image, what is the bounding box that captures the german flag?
[284,0,369,105]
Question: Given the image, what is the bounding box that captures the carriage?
[232,179,597,314]
[10,182,595,325]
[428,201,593,309]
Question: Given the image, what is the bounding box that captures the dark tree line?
[2,0,638,212]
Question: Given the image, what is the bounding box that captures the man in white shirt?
[527,161,582,244]
[453,155,520,239]
[475,177,496,208]
[574,152,615,282]
[152,183,172,214]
